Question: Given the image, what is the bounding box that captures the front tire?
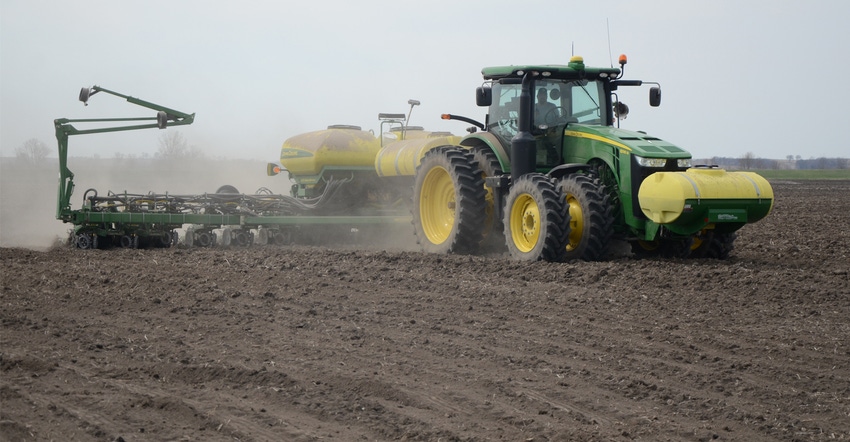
[557,173,614,261]
[503,173,569,262]
[631,237,692,259]
[691,231,736,259]
[412,147,486,254]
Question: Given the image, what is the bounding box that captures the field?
[1,159,849,441]
[744,169,850,180]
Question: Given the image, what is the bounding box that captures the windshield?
[536,79,606,126]
[487,79,608,145]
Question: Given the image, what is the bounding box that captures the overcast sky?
[1,0,848,161]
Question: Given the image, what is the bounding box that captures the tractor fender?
[459,133,511,173]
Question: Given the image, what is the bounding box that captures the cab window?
[487,83,521,146]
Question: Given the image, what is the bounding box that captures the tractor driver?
[535,88,557,126]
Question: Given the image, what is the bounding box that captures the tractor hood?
[564,125,691,159]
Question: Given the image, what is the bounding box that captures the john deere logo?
[281,149,312,158]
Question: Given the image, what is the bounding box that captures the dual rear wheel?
[412,148,571,261]
[413,148,617,262]
[412,147,486,254]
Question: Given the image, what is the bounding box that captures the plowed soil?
[1,180,849,441]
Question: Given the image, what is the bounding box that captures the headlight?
[634,155,667,168]
[677,158,692,168]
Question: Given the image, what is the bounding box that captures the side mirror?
[476,86,492,107]
[649,87,661,107]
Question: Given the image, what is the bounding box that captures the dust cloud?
[0,157,421,251]
[1,159,66,250]
[0,157,286,250]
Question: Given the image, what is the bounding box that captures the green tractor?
[406,55,774,261]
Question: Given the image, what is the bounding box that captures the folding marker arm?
[54,86,195,220]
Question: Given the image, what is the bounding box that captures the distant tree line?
[13,138,50,165]
[794,157,849,170]
[695,153,848,170]
[154,131,204,160]
[8,131,203,164]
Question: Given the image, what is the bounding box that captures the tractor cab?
[484,77,613,169]
[477,57,620,171]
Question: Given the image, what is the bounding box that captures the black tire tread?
[470,146,506,252]
[412,147,487,254]
[558,173,614,261]
[503,173,569,262]
[692,231,736,260]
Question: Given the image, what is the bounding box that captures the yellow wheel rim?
[419,166,455,245]
[482,179,496,236]
[691,229,711,251]
[690,235,704,251]
[566,193,583,252]
[636,239,660,252]
[509,193,540,253]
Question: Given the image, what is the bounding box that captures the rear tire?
[470,146,505,252]
[273,229,292,245]
[631,238,692,259]
[157,232,173,248]
[232,229,253,247]
[412,147,486,254]
[557,173,614,261]
[503,173,569,262]
[196,231,214,248]
[75,233,93,250]
[120,235,137,249]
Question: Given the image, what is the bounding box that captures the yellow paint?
[375,135,462,177]
[279,128,381,176]
[509,192,540,253]
[419,165,456,245]
[564,130,632,152]
[565,193,584,252]
[638,168,774,224]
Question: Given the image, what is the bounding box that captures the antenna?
[571,41,574,57]
[607,18,613,68]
